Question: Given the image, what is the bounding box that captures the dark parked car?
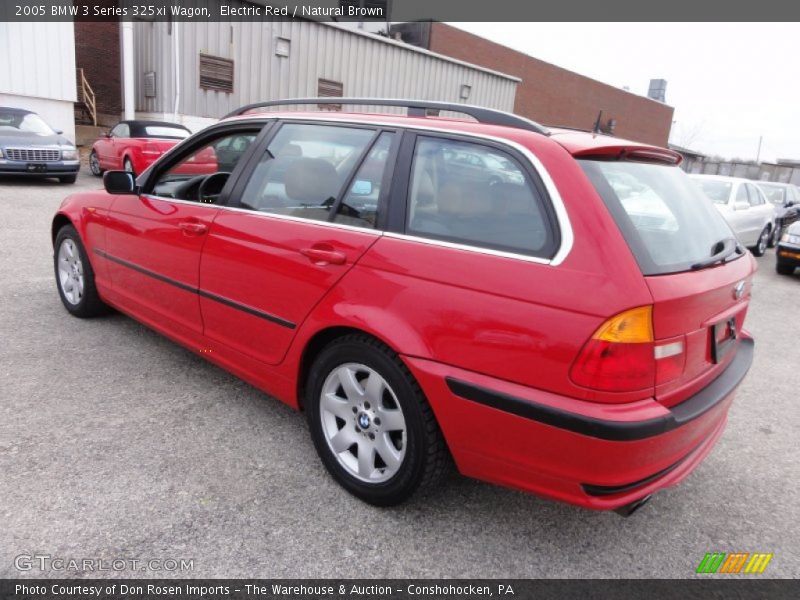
[756,181,800,242]
[0,107,80,183]
[776,221,800,275]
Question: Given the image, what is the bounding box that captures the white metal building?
[0,22,78,142]
[132,15,519,131]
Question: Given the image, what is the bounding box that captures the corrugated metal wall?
[134,15,517,119]
[0,22,76,102]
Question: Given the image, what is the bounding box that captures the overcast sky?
[451,23,799,162]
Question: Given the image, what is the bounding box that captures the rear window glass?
[580,160,738,275]
[142,126,190,139]
[694,179,732,204]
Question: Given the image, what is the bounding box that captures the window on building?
[318,79,344,110]
[199,54,234,93]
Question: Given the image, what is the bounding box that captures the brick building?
[74,22,121,124]
[392,22,674,146]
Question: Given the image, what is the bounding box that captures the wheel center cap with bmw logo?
[358,413,371,429]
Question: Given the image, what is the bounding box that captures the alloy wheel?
[319,363,407,483]
[57,238,85,305]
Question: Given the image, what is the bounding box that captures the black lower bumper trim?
[445,337,754,441]
[582,444,697,496]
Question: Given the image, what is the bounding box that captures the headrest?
[280,143,302,158]
[284,158,338,204]
[437,181,492,217]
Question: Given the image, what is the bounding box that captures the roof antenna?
[593,110,604,134]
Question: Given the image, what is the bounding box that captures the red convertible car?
[89,120,193,177]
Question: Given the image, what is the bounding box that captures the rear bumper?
[405,337,753,510]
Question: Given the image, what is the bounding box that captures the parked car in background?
[89,120,192,177]
[755,181,800,242]
[52,98,756,514]
[689,174,776,256]
[0,107,79,183]
[776,221,800,275]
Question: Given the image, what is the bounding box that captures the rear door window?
[581,160,737,275]
[746,184,765,206]
[406,136,556,258]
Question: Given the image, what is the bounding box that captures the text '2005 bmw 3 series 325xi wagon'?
[52,99,755,515]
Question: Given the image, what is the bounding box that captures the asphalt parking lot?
[1,169,798,579]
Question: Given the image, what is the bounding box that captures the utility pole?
[756,136,763,163]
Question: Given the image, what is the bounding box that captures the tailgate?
[646,253,755,407]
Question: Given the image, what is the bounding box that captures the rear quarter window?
[405,136,558,258]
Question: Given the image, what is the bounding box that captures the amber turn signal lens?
[592,305,653,344]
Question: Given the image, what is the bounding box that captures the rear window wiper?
[691,238,742,271]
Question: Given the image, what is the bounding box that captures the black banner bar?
[1,580,798,600]
[1,0,800,22]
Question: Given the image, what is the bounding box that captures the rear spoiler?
[571,146,682,166]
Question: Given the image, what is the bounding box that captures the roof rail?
[222,98,550,135]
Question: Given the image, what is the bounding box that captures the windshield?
[581,160,737,275]
[693,179,732,204]
[757,184,786,205]
[142,126,190,139]
[0,111,55,135]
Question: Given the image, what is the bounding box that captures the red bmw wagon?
[52,99,755,514]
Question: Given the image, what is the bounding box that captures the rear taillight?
[570,306,687,394]
[570,306,655,392]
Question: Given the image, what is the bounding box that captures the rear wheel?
[54,225,108,317]
[89,150,103,176]
[306,334,449,506]
[751,226,769,257]
[776,263,795,275]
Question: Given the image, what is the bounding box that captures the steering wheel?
[197,172,231,204]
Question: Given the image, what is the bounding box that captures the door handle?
[300,247,347,265]
[178,221,208,235]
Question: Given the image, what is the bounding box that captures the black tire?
[306,334,450,506]
[769,223,780,248]
[123,157,135,178]
[751,226,769,257]
[89,150,103,176]
[54,225,108,318]
[776,263,795,276]
[59,174,77,184]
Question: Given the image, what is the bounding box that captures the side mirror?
[103,171,136,195]
[104,131,112,138]
[734,201,750,211]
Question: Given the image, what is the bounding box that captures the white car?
[689,174,777,256]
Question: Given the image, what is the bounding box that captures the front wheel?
[306,334,449,506]
[54,225,108,317]
[123,157,135,177]
[751,226,769,257]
